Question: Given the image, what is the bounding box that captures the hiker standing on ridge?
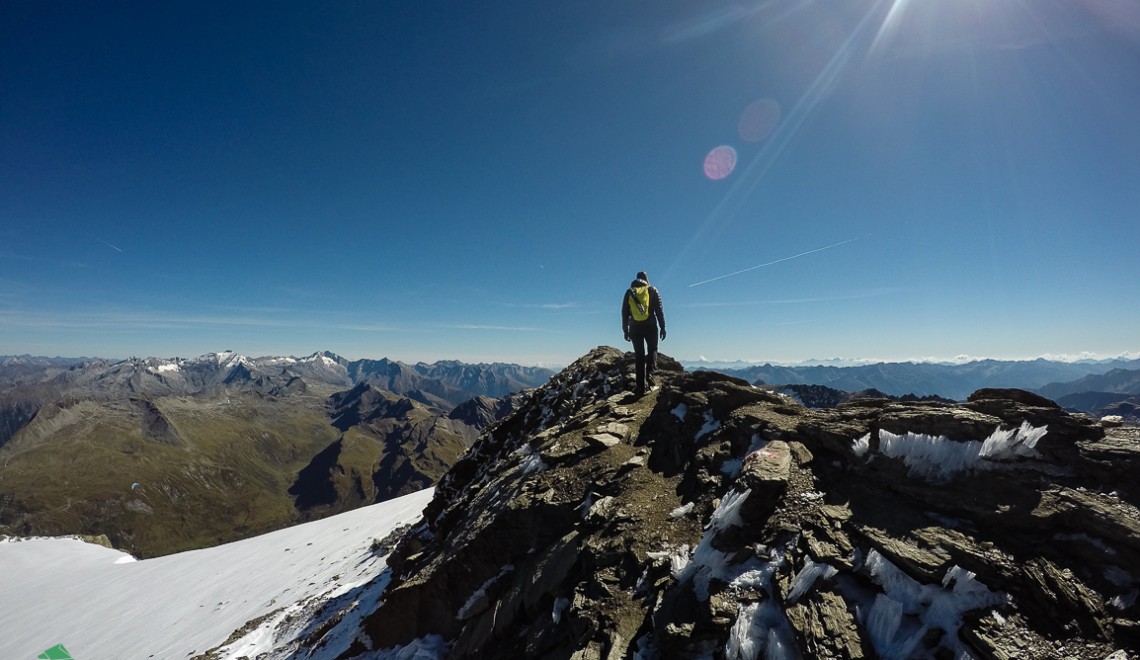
[621,271,666,396]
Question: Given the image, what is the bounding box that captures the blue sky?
[3,1,1139,366]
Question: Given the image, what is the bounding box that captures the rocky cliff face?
[288,383,500,518]
[335,347,1138,659]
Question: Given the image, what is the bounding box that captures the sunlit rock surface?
[327,346,1137,659]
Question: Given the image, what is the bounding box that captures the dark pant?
[629,322,658,392]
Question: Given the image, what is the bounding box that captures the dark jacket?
[621,277,665,335]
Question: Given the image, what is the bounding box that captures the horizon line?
[3,349,1138,370]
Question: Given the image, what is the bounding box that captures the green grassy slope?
[0,392,338,557]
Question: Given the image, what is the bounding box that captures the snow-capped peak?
[189,351,252,369]
[301,350,343,367]
[144,358,181,374]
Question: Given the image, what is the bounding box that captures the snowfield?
[0,488,434,660]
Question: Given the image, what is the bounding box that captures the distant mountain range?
[682,356,1140,423]
[0,351,553,556]
[685,356,1140,402]
[766,383,955,409]
[1038,367,1140,399]
[1036,368,1140,422]
[4,349,1136,557]
[0,350,551,406]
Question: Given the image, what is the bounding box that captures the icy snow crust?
[663,420,1020,660]
[714,537,1006,660]
[0,488,434,660]
[858,549,1006,658]
[854,421,1047,480]
[695,409,721,441]
[665,489,801,659]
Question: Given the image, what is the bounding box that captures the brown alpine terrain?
[0,352,549,557]
[326,346,1138,659]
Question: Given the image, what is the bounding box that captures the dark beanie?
[636,271,648,281]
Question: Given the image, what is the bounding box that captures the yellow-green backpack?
[628,285,650,321]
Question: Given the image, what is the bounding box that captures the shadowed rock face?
[347,346,1139,660]
[287,385,520,519]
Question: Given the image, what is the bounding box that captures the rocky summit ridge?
[325,346,1139,659]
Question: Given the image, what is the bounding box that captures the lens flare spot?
[738,99,781,142]
[703,145,737,180]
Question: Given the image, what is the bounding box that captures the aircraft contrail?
[689,237,859,287]
[85,231,123,252]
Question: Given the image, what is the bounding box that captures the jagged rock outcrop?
[448,393,529,445]
[337,346,1138,659]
